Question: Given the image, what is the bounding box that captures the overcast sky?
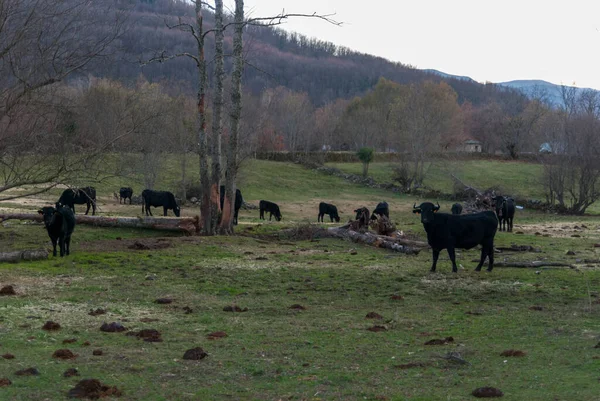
[236,0,600,89]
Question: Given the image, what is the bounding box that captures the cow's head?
[492,196,505,217]
[412,202,440,224]
[334,214,341,223]
[173,204,181,217]
[38,206,57,228]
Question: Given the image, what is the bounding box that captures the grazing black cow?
[318,202,340,223]
[141,189,180,217]
[451,203,463,215]
[413,202,498,272]
[259,200,282,221]
[493,196,515,232]
[57,187,96,215]
[119,187,133,204]
[38,206,75,257]
[220,186,244,225]
[370,202,389,220]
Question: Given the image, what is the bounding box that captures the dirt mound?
[128,240,171,251]
[0,285,16,296]
[2,353,15,359]
[182,306,193,314]
[139,317,160,323]
[127,329,163,342]
[500,349,526,357]
[289,304,306,310]
[53,349,77,360]
[63,338,77,344]
[88,308,106,316]
[207,331,227,340]
[367,325,387,332]
[0,378,11,387]
[63,368,80,377]
[93,350,103,356]
[394,362,428,369]
[425,336,454,345]
[42,321,61,331]
[365,312,383,319]
[15,367,40,376]
[390,295,404,300]
[67,379,123,399]
[529,306,544,311]
[182,347,208,360]
[472,387,504,398]
[223,305,248,312]
[154,298,173,304]
[100,322,127,333]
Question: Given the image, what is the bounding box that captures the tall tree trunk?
[219,0,244,234]
[196,1,212,235]
[210,0,225,233]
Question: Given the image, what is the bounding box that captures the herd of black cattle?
[35,185,517,274]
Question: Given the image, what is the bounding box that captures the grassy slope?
[1,159,600,400]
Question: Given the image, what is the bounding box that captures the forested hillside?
[85,0,526,107]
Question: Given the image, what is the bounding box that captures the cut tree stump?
[0,214,200,235]
[0,249,49,263]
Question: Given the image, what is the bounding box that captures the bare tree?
[541,86,600,214]
[0,0,128,200]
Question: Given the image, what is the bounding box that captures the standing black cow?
[119,187,133,204]
[259,200,282,221]
[370,202,389,220]
[38,206,76,257]
[220,186,244,225]
[413,202,498,272]
[57,187,96,215]
[451,203,463,215]
[318,202,340,222]
[493,196,515,232]
[354,207,370,228]
[142,189,180,217]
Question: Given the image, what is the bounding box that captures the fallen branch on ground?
[0,213,200,235]
[0,249,48,263]
[324,226,425,255]
[495,245,541,253]
[471,259,575,269]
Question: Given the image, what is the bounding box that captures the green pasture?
[1,158,600,400]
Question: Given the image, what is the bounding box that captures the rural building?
[459,139,482,153]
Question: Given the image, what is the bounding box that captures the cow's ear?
[412,210,420,214]
[37,209,43,215]
[434,209,438,213]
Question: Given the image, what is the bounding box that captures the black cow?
[142,189,180,217]
[493,196,515,232]
[57,187,96,215]
[413,202,498,272]
[220,186,244,225]
[38,206,75,257]
[353,207,370,228]
[451,203,463,215]
[370,202,389,220]
[119,187,133,204]
[318,202,340,223]
[259,200,282,221]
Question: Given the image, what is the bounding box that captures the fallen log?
[470,259,575,269]
[325,226,423,255]
[0,213,200,235]
[0,249,49,263]
[495,245,542,253]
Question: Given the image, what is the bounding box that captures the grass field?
[1,158,600,400]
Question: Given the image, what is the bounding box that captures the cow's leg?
[147,205,153,216]
[508,217,513,232]
[163,207,168,216]
[91,201,96,216]
[269,212,272,221]
[430,249,440,272]
[65,235,71,256]
[330,215,334,223]
[259,209,264,220]
[59,235,65,257]
[447,247,458,273]
[85,202,90,215]
[51,238,58,257]
[486,241,494,271]
[475,246,487,271]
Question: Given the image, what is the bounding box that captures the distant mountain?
[422,69,476,83]
[496,80,599,107]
